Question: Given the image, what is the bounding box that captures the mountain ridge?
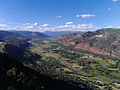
[55,28,120,58]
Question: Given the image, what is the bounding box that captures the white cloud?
[42,24,50,27]
[76,14,96,18]
[0,22,95,32]
[0,24,8,27]
[25,26,34,29]
[24,22,38,26]
[25,23,30,25]
[112,0,119,2]
[12,26,24,30]
[76,15,80,18]
[54,24,95,31]
[34,22,38,26]
[23,23,30,26]
[117,27,120,29]
[65,22,74,25]
[105,25,113,28]
[56,16,62,18]
[77,24,94,29]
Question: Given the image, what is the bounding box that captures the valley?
[1,0,120,89]
[1,28,120,89]
[28,38,120,90]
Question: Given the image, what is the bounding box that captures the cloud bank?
[0,22,95,32]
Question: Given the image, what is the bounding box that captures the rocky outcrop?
[57,39,75,46]
[74,43,118,57]
[111,41,119,46]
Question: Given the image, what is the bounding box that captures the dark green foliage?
[37,57,67,73]
[61,52,82,59]
[0,53,91,90]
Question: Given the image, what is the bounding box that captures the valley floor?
[27,39,120,90]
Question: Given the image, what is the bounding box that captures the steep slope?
[0,30,50,61]
[55,28,120,57]
[0,53,89,90]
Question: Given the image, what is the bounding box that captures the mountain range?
[43,31,83,38]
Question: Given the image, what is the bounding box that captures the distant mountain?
[55,28,120,57]
[15,31,50,39]
[43,31,83,38]
[0,30,27,41]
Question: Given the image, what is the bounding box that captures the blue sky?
[0,0,120,31]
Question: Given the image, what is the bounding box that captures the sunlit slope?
[55,28,120,57]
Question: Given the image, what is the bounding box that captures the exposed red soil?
[57,40,118,57]
[111,41,119,46]
[74,43,118,57]
[58,40,75,46]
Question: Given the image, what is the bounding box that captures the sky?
[0,0,120,32]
